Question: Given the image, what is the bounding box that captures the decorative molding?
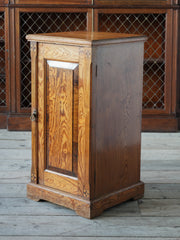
[31,172,37,183]
[79,48,91,59]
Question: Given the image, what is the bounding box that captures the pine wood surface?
[26,32,147,47]
[27,34,145,217]
[0,130,180,238]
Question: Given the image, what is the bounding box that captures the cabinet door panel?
[38,45,80,194]
[46,60,79,175]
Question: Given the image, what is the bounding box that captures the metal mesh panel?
[20,12,87,109]
[0,12,6,107]
[99,13,166,110]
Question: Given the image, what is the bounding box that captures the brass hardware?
[30,110,37,121]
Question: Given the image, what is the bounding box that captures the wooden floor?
[0,130,180,239]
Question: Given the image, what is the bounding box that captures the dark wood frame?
[0,7,9,128]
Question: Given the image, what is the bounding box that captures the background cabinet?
[0,7,8,128]
[0,0,180,131]
[94,8,178,131]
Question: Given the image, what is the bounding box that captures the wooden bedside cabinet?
[27,31,146,219]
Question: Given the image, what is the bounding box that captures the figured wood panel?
[77,47,91,199]
[46,60,79,174]
[44,170,79,195]
[37,44,82,196]
[43,44,79,62]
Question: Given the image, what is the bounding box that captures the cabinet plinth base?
[8,115,31,131]
[142,116,180,132]
[27,182,144,219]
[0,114,7,129]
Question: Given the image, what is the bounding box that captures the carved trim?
[31,172,37,183]
[30,42,37,57]
[83,189,90,198]
[79,48,91,59]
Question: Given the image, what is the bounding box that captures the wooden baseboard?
[0,114,7,129]
[142,117,179,132]
[27,182,144,219]
[8,115,31,131]
[3,114,179,132]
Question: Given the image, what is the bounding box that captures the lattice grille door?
[98,13,166,110]
[20,12,87,109]
[0,12,6,108]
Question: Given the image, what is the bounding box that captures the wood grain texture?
[46,62,73,172]
[1,130,180,237]
[30,41,38,184]
[42,43,79,62]
[0,139,31,149]
[77,47,92,199]
[38,44,81,194]
[91,41,144,198]
[0,238,179,240]
[139,199,180,216]
[142,116,179,132]
[0,197,76,216]
[72,66,79,175]
[0,114,7,128]
[27,182,144,219]
[27,183,91,218]
[141,149,180,160]
[43,170,79,195]
[8,116,31,131]
[26,32,147,47]
[37,43,46,185]
[28,32,146,218]
[1,214,180,237]
[141,171,180,183]
[0,129,31,139]
[0,149,31,160]
[0,184,27,197]
[144,183,180,199]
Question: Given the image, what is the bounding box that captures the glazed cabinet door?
[35,43,91,198]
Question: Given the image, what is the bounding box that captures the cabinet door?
[37,43,91,198]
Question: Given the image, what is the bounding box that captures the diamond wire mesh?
[20,12,87,109]
[99,13,166,110]
[0,12,6,107]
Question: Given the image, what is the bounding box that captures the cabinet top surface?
[26,31,147,46]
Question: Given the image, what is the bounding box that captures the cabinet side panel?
[93,42,144,198]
